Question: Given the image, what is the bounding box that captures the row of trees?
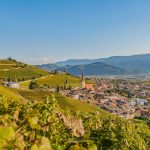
[29,79,72,91]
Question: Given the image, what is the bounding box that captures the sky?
[0,0,150,64]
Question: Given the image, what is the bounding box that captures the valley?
[1,0,150,149]
[0,58,149,149]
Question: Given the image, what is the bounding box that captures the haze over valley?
[39,54,150,76]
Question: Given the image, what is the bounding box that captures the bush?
[29,80,39,89]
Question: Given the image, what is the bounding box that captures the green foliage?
[0,126,15,141]
[31,137,53,150]
[0,96,71,149]
[82,113,150,150]
[56,85,60,92]
[68,140,97,150]
[0,86,22,101]
[0,87,149,149]
[29,80,39,89]
[0,94,149,149]
[10,89,104,115]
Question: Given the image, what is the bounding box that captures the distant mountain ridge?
[103,54,150,72]
[55,58,106,66]
[57,62,145,76]
[39,54,150,75]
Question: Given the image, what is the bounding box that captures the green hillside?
[0,87,150,149]
[37,74,81,88]
[8,88,106,115]
[0,86,23,101]
[0,59,49,81]
[0,59,16,69]
[20,74,83,89]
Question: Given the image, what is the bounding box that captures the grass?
[20,74,82,89]
[38,74,81,88]
[0,64,16,70]
[0,60,16,64]
[0,86,23,101]
[0,59,49,81]
[20,80,32,89]
[0,67,49,81]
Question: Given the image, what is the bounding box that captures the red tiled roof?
[85,84,94,90]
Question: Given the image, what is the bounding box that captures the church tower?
[81,72,85,89]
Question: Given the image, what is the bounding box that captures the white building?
[72,94,80,99]
[4,82,20,89]
[129,98,148,106]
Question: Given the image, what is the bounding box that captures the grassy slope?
[0,68,49,80]
[7,88,109,117]
[0,60,49,81]
[0,60,16,70]
[38,74,81,88]
[1,86,149,139]
[20,74,82,89]
[0,86,23,101]
[0,64,16,70]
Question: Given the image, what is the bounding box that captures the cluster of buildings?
[63,77,150,119]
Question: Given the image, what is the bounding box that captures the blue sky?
[0,0,150,64]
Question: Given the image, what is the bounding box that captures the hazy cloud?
[27,56,55,65]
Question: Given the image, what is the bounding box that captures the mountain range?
[39,54,150,75]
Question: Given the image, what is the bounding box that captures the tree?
[54,70,58,74]
[29,80,39,89]
[56,85,60,92]
[7,76,11,82]
[8,57,13,61]
[64,84,66,90]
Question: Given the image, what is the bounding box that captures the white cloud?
[27,56,55,65]
[122,49,150,56]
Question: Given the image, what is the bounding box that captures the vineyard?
[0,68,49,81]
[0,59,49,81]
[8,88,106,116]
[0,59,17,64]
[35,74,82,88]
[0,86,23,101]
[20,74,82,89]
[0,64,16,70]
[0,92,149,149]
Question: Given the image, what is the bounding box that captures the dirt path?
[19,74,53,83]
[0,64,15,65]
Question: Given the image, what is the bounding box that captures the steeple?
[81,72,85,89]
[81,72,84,81]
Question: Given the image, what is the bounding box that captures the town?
[62,74,150,119]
